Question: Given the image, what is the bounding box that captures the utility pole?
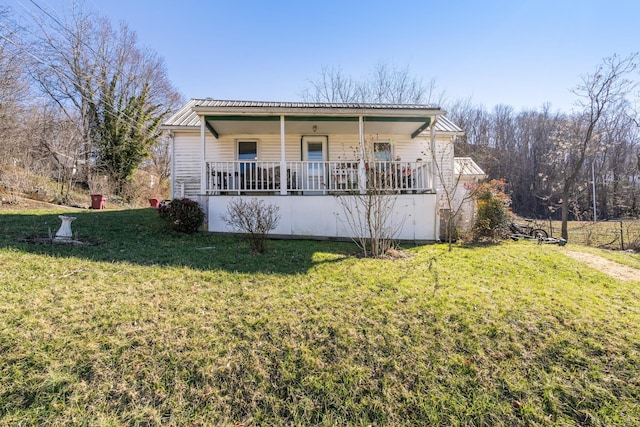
[591,159,597,223]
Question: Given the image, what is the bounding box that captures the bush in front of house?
[472,179,511,241]
[221,197,280,253]
[158,198,205,234]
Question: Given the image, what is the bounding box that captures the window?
[373,142,392,161]
[237,140,258,177]
[238,141,257,161]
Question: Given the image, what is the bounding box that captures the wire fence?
[540,220,640,251]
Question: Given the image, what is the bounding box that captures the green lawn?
[1,208,639,426]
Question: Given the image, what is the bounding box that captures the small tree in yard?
[335,136,404,258]
[221,198,281,254]
[338,190,402,258]
[430,144,480,251]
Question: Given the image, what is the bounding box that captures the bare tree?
[26,3,98,172]
[147,133,172,182]
[366,63,441,104]
[432,151,479,250]
[447,92,639,224]
[554,54,638,239]
[301,63,442,105]
[334,135,406,258]
[25,1,181,194]
[338,191,402,257]
[590,103,637,218]
[21,104,84,202]
[300,65,363,102]
[0,7,28,103]
[0,6,30,168]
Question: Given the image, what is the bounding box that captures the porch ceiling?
[204,115,431,138]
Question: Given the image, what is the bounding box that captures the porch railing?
[205,160,433,194]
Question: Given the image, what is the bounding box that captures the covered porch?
[194,101,443,196]
[205,159,433,194]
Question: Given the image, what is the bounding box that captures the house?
[161,99,482,242]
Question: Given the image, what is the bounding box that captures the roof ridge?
[190,98,440,108]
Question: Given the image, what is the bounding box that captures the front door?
[238,140,258,190]
[302,136,327,192]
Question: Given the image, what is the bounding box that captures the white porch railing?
[205,160,433,194]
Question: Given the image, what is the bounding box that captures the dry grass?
[539,219,640,250]
[0,165,169,210]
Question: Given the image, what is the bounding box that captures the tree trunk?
[561,188,570,241]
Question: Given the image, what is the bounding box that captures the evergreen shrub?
[158,198,205,234]
[472,180,512,241]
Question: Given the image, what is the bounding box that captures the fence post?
[620,221,624,251]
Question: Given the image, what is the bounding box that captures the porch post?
[358,115,366,194]
[200,115,207,194]
[280,115,287,195]
[430,117,437,191]
[431,117,439,241]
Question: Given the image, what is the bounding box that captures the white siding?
[174,131,447,164]
[394,137,431,162]
[208,194,438,242]
[327,134,360,161]
[434,138,455,207]
[173,131,201,198]
[325,134,435,163]
[208,134,300,162]
[454,179,477,230]
[206,135,234,161]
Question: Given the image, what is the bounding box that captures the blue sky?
[10,0,640,112]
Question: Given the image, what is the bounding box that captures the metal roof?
[192,98,440,110]
[454,157,486,177]
[162,98,464,134]
[434,116,464,133]
[162,99,201,127]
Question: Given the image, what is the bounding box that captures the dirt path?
[565,251,640,282]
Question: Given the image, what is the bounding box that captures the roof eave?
[159,124,200,131]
